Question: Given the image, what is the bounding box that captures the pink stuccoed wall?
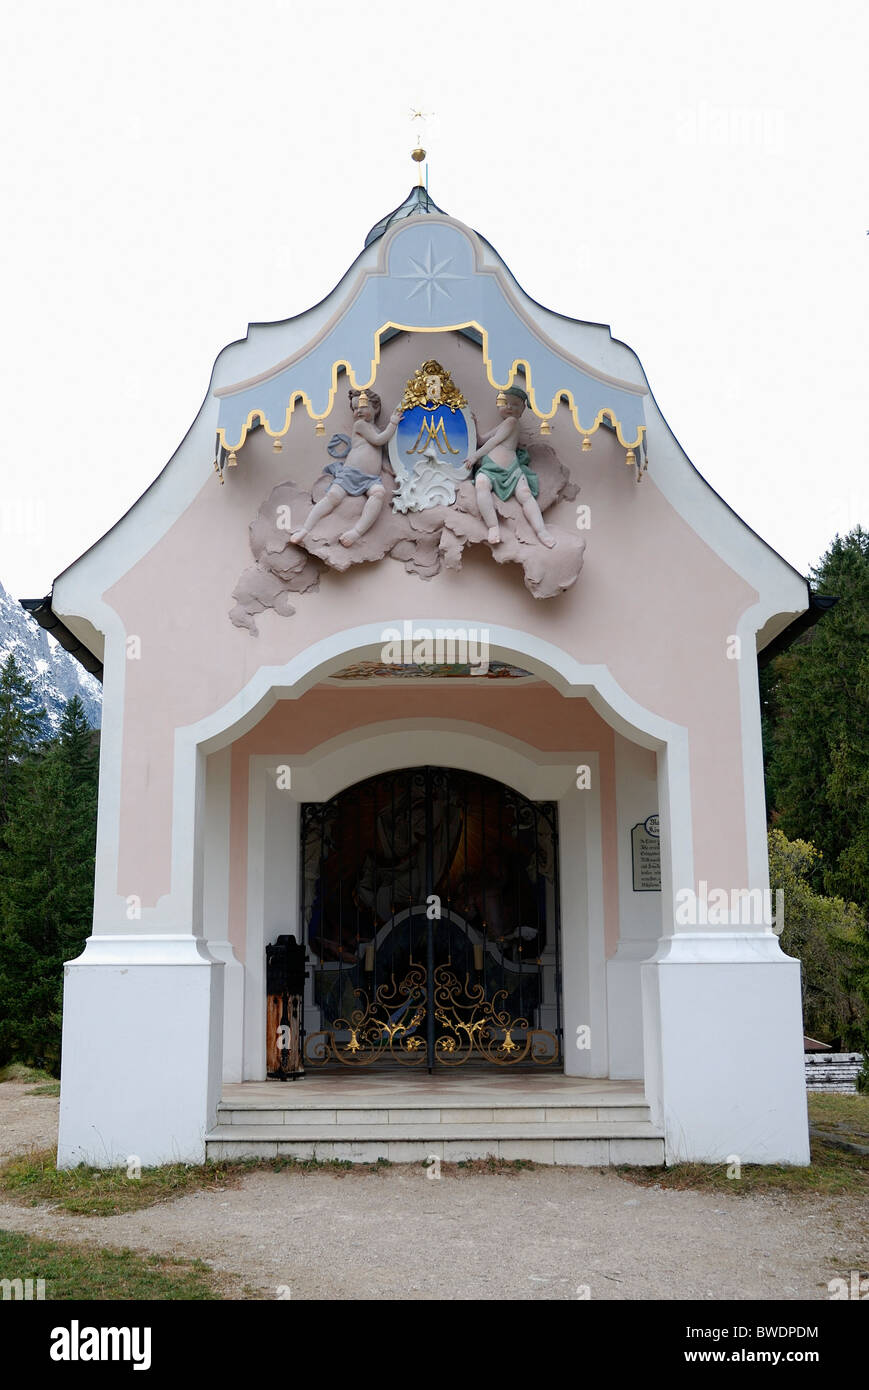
[103,332,757,914]
[225,686,619,963]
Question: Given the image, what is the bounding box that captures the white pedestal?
[642,936,810,1164]
[606,938,659,1079]
[57,936,224,1168]
[207,940,245,1083]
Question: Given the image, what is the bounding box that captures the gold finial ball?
[273,437,283,453]
[411,146,426,163]
[581,435,592,452]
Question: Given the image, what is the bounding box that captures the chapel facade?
[48,187,812,1167]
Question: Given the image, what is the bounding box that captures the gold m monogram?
[407,414,460,456]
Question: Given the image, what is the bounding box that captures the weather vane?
[409,107,433,188]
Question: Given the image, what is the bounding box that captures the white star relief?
[397,242,462,313]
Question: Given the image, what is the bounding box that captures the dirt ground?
[0,1081,61,1162]
[0,1081,866,1301]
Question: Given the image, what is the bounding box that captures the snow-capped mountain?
[0,579,101,733]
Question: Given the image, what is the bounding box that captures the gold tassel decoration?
[228,450,238,467]
[625,448,636,466]
[315,420,326,437]
[496,389,507,408]
[539,418,552,436]
[357,390,369,409]
[273,436,283,453]
[581,435,592,452]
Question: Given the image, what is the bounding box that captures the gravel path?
[1,1082,865,1300]
[0,1081,60,1161]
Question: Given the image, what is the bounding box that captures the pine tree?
[0,653,46,829]
[764,526,869,1078]
[54,695,99,785]
[765,527,869,911]
[0,694,97,1071]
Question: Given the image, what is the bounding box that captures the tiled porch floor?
[222,1073,645,1109]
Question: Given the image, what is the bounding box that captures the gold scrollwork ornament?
[399,359,468,414]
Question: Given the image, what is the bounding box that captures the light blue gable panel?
[216,220,646,449]
[382,221,482,323]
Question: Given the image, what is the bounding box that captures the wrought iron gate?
[300,766,562,1069]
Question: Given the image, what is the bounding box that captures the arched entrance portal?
[296,766,562,1070]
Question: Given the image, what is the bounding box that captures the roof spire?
[409,106,433,190]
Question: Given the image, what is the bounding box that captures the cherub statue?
[464,386,556,548]
[290,389,403,548]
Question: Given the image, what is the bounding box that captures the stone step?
[215,1102,652,1126]
[205,1121,665,1165]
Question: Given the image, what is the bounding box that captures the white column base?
[207,940,245,1083]
[57,936,224,1168]
[606,938,658,1079]
[642,936,810,1165]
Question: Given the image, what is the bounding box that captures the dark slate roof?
[364,186,445,247]
[19,596,104,681]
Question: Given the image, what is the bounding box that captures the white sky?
[1,0,866,598]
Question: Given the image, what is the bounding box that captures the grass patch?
[0,1149,244,1217]
[807,1091,869,1146]
[0,1149,396,1215]
[0,1229,222,1300]
[25,1082,61,1098]
[259,1155,393,1176]
[453,1157,538,1174]
[0,1063,56,1085]
[618,1131,868,1197]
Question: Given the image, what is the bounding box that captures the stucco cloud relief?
[230,430,583,634]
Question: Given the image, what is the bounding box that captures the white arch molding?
[189,624,690,1092]
[179,621,694,959]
